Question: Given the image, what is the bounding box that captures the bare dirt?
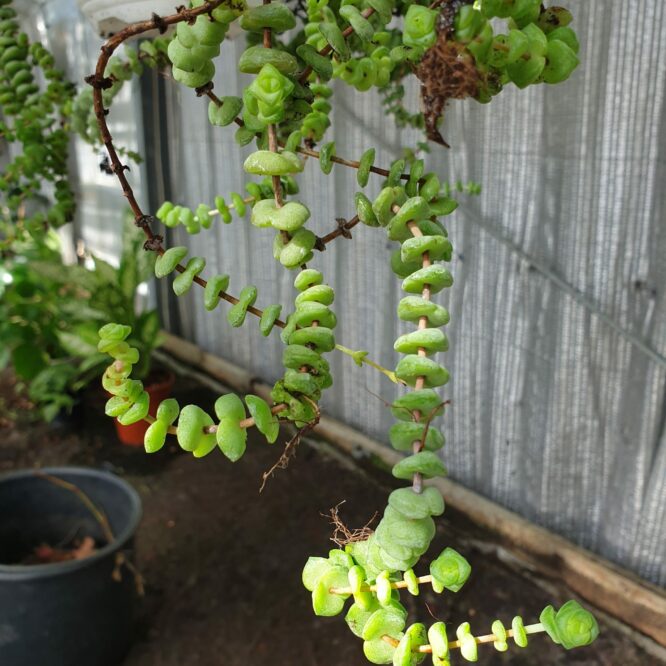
[0,368,662,666]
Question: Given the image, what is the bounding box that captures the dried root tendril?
[259,398,321,493]
[324,501,378,547]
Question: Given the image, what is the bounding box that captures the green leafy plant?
[0,234,84,420]
[0,0,79,420]
[0,215,159,421]
[28,214,160,380]
[85,0,597,662]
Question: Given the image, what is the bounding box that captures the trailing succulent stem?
[86,0,598,663]
[0,0,75,247]
[99,323,281,458]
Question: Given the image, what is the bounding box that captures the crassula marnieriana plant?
[85,0,597,662]
[0,0,75,248]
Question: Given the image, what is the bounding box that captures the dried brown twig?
[34,472,145,595]
[34,471,114,544]
[259,399,321,492]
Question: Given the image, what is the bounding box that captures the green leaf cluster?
[1,214,160,420]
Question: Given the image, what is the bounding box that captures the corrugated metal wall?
[26,0,666,586]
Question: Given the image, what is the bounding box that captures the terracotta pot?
[113,369,175,447]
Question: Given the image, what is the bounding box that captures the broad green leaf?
[12,344,48,380]
[30,261,96,292]
[56,331,98,357]
[312,567,349,616]
[136,310,161,349]
[302,556,331,592]
[118,261,138,303]
[42,402,63,422]
[363,636,398,664]
[29,364,77,395]
[59,302,108,321]
[92,255,119,287]
[0,347,9,370]
[346,600,380,638]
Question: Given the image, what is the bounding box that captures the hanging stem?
[88,1,225,223]
[88,2,416,445]
[406,219,431,494]
[142,404,288,438]
[292,144,415,183]
[381,624,547,653]
[86,2,274,340]
[263,7,287,219]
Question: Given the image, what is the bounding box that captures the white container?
[76,0,251,40]
[76,0,180,39]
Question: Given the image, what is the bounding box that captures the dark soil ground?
[0,367,663,666]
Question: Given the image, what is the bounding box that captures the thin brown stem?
[292,144,414,183]
[89,1,225,221]
[87,3,277,326]
[89,12,293,327]
[317,215,360,246]
[260,397,321,492]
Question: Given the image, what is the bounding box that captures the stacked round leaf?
[272,269,337,424]
[168,2,242,88]
[300,173,474,664]
[100,323,150,426]
[156,176,300,232]
[451,0,580,102]
[299,0,398,95]
[98,323,280,457]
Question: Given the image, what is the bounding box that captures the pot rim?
[145,367,175,394]
[0,466,142,580]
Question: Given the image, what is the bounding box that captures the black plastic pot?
[0,467,142,666]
